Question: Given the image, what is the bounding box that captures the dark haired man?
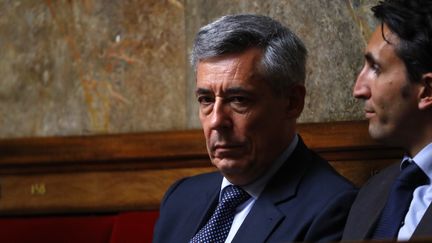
[153,14,356,243]
[343,0,432,240]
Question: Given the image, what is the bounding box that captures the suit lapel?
[359,184,391,238]
[352,164,432,240]
[359,190,388,239]
[232,198,285,242]
[412,202,432,238]
[191,191,219,235]
[349,163,400,239]
[188,174,222,238]
[232,137,310,242]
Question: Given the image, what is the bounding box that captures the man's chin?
[213,158,246,174]
[368,124,381,140]
[368,123,390,144]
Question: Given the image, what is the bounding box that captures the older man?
[154,14,356,243]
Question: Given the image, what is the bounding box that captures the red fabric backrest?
[110,211,159,243]
[0,211,159,243]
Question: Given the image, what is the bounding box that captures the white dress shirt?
[398,143,432,240]
[221,135,299,243]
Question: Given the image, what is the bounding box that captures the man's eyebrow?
[195,87,251,96]
[365,52,379,66]
[195,88,212,96]
[224,87,250,95]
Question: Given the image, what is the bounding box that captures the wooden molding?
[0,120,403,215]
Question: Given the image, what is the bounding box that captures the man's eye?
[229,96,251,112]
[370,63,381,75]
[230,96,247,104]
[197,96,214,104]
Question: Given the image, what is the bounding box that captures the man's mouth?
[212,143,244,157]
[364,109,375,119]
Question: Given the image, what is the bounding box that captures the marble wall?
[0,0,378,138]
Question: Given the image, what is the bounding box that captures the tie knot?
[398,161,428,187]
[221,185,251,209]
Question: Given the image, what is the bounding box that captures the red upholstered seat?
[0,211,159,243]
[110,211,159,243]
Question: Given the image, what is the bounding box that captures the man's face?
[196,48,300,185]
[353,24,423,150]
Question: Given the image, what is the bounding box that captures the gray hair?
[190,14,307,95]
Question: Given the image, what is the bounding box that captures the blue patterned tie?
[190,185,250,243]
[371,161,428,240]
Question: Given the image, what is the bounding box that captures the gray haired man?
[154,14,356,243]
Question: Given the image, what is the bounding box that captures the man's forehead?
[364,24,399,60]
[369,24,400,48]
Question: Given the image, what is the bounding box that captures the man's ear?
[418,73,432,110]
[285,84,306,118]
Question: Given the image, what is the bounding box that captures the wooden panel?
[0,167,216,215]
[0,130,208,170]
[0,121,403,215]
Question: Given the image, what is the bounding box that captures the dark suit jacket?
[153,138,357,243]
[342,163,432,240]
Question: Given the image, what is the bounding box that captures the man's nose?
[210,100,233,130]
[353,71,371,100]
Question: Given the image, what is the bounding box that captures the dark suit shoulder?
[310,151,356,189]
[257,141,357,242]
[296,151,358,242]
[268,139,357,208]
[293,147,357,212]
[351,162,399,208]
[342,162,400,240]
[292,146,357,198]
[153,171,221,243]
[170,171,220,192]
[158,171,222,216]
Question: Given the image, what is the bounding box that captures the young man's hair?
[373,0,432,82]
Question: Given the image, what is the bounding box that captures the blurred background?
[0,0,379,138]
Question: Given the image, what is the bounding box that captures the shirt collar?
[402,142,432,182]
[220,134,299,201]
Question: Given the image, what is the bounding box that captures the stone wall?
[0,0,378,138]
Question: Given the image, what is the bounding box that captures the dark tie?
[371,161,428,240]
[190,185,251,243]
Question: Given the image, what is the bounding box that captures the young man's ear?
[285,84,306,118]
[418,73,432,110]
